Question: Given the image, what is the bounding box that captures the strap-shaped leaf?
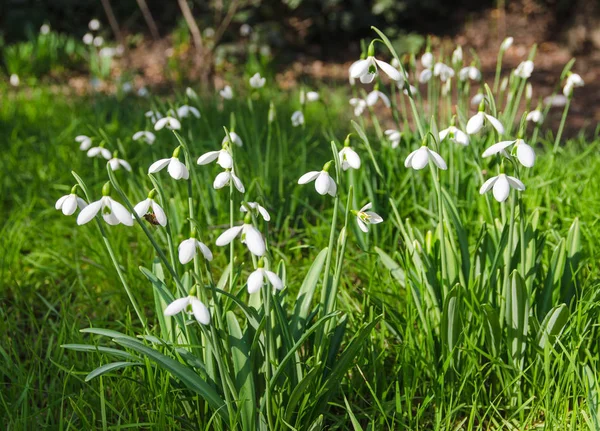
[85,361,144,382]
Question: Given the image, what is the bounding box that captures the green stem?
[553,97,571,153]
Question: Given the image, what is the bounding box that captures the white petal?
[359,202,372,212]
[164,297,190,316]
[247,269,264,294]
[168,159,185,180]
[190,298,210,325]
[366,91,379,107]
[148,158,171,174]
[485,114,505,135]
[109,159,120,171]
[100,149,111,160]
[196,241,213,261]
[213,171,230,189]
[243,225,266,256]
[197,151,220,165]
[466,113,484,134]
[327,177,337,197]
[232,173,245,193]
[315,171,330,195]
[454,130,470,146]
[482,141,515,158]
[62,195,78,215]
[265,270,283,290]
[411,147,430,170]
[151,201,167,226]
[428,149,447,170]
[419,69,432,84]
[357,217,369,233]
[439,128,451,141]
[87,147,100,157]
[108,199,134,226]
[154,118,168,130]
[375,59,402,81]
[365,211,383,224]
[77,198,88,209]
[217,151,233,169]
[215,225,243,246]
[103,211,120,225]
[134,198,152,218]
[516,142,535,167]
[349,59,371,78]
[76,200,103,225]
[360,73,376,84]
[493,175,510,202]
[298,171,320,185]
[119,160,132,171]
[506,176,526,191]
[479,176,498,194]
[404,149,418,168]
[345,148,361,169]
[55,195,68,210]
[258,206,271,222]
[178,239,197,264]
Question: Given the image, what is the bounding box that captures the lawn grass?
[1,78,600,430]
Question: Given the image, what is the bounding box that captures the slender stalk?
[553,97,571,153]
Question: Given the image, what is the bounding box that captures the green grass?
[1,64,599,430]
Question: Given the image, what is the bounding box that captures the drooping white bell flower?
[154,116,181,131]
[349,48,402,84]
[339,146,361,171]
[178,238,213,264]
[145,110,162,123]
[56,189,87,216]
[197,147,233,169]
[77,183,133,226]
[479,174,525,202]
[134,191,167,227]
[385,129,401,149]
[247,260,283,294]
[354,202,383,233]
[240,23,252,36]
[526,110,544,124]
[213,169,245,193]
[563,73,584,97]
[403,85,418,97]
[87,146,111,160]
[405,146,447,170]
[514,60,534,79]
[366,90,391,108]
[222,131,243,147]
[164,293,210,325]
[88,19,101,31]
[40,24,50,35]
[439,126,469,146]
[220,85,233,100]
[83,33,93,45]
[481,139,536,167]
[291,111,305,127]
[500,37,514,51]
[306,91,319,102]
[240,202,271,222]
[249,72,266,88]
[132,131,156,145]
[544,94,568,107]
[419,69,433,84]
[148,147,189,180]
[76,135,92,151]
[298,162,337,196]
[433,62,455,82]
[452,46,463,65]
[471,93,484,107]
[349,98,367,116]
[108,156,132,172]
[466,111,505,135]
[459,66,481,81]
[421,52,433,69]
[93,36,104,47]
[177,105,200,119]
[137,87,149,97]
[216,219,266,257]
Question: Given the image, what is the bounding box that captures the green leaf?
[482,305,501,358]
[61,344,138,361]
[506,271,529,370]
[441,285,461,356]
[352,120,383,179]
[343,393,364,431]
[374,247,406,287]
[85,361,144,382]
[537,303,569,350]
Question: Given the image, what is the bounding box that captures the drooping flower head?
[132,131,156,145]
[76,135,93,151]
[385,129,401,149]
[241,201,271,222]
[77,182,133,226]
[220,85,233,100]
[482,138,535,168]
[247,258,283,294]
[213,169,245,193]
[479,174,525,202]
[514,60,534,79]
[164,286,210,325]
[249,72,266,89]
[348,42,402,84]
[56,185,87,216]
[108,151,132,172]
[338,134,361,171]
[291,111,305,127]
[216,213,266,257]
[154,116,181,131]
[439,125,469,146]
[133,189,167,227]
[405,146,447,171]
[353,202,383,233]
[467,100,505,135]
[563,72,584,97]
[148,146,189,180]
[298,161,337,196]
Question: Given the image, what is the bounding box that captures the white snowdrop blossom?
[10,74,20,86]
[154,116,181,131]
[134,194,167,227]
[197,147,233,169]
[145,110,162,122]
[93,36,104,47]
[213,169,245,193]
[354,202,383,233]
[339,146,361,171]
[459,66,481,81]
[298,165,337,196]
[137,87,149,97]
[480,174,525,203]
[526,83,533,101]
[403,85,418,97]
[249,72,266,88]
[544,94,568,107]
[216,221,266,257]
[178,238,213,264]
[467,111,505,135]
[349,98,367,116]
[482,139,536,168]
[40,24,50,34]
[241,202,271,222]
[500,37,514,51]
[405,146,447,170]
[526,110,544,124]
[55,192,87,216]
[77,190,133,227]
[514,60,534,79]
[222,131,243,147]
[291,111,305,127]
[83,33,93,45]
[148,149,189,180]
[385,129,401,149]
[76,135,92,150]
[419,69,433,84]
[471,93,484,107]
[563,73,584,97]
[240,23,252,36]
[452,46,463,65]
[220,85,233,100]
[433,62,455,82]
[349,53,402,84]
[132,131,156,145]
[89,19,101,31]
[109,156,132,172]
[177,105,200,119]
[439,126,470,146]
[306,91,319,102]
[366,90,391,108]
[247,265,283,294]
[164,294,210,325]
[87,146,111,160]
[421,52,433,69]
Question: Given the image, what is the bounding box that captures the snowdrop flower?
[419,69,432,84]
[467,110,505,135]
[177,105,200,119]
[216,216,266,256]
[178,237,213,264]
[87,146,111,160]
[76,135,92,150]
[213,169,245,192]
[339,142,361,171]
[148,147,189,180]
[108,154,132,172]
[222,131,243,147]
[480,174,525,202]
[514,60,534,79]
[247,259,283,294]
[500,37,514,51]
[349,44,402,84]
[306,91,319,102]
[433,62,455,82]
[452,46,463,65]
[220,85,233,100]
[421,52,433,69]
[154,116,181,131]
[10,74,19,87]
[525,83,533,101]
[405,146,447,170]
[145,110,162,122]
[439,126,469,146]
[134,190,167,227]
[40,24,50,35]
[197,146,233,169]
[77,183,133,226]
[471,93,484,107]
[132,131,156,145]
[89,19,101,31]
[298,162,337,196]
[385,129,401,149]
[349,98,367,116]
[241,202,271,222]
[366,90,391,108]
[526,110,544,124]
[55,187,87,216]
[563,73,584,97]
[83,33,93,45]
[354,203,383,233]
[403,85,418,97]
[164,289,210,325]
[291,111,305,127]
[137,87,149,97]
[249,72,266,88]
[185,87,198,100]
[482,138,535,167]
[121,82,133,93]
[459,66,481,81]
[93,36,104,47]
[240,23,252,37]
[544,94,568,107]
